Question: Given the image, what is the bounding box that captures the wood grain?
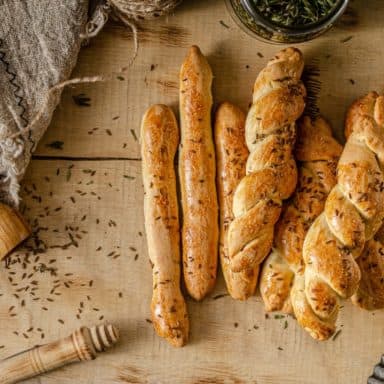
[2,0,384,383]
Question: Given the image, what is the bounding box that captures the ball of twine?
[83,0,182,39]
[110,0,182,20]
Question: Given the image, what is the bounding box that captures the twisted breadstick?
[292,92,384,340]
[215,102,258,300]
[260,116,342,313]
[228,47,306,275]
[352,222,384,310]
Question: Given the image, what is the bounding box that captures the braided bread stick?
[228,47,306,276]
[179,46,218,301]
[350,95,384,310]
[215,102,258,300]
[141,104,189,347]
[260,116,342,313]
[352,223,384,310]
[292,92,384,340]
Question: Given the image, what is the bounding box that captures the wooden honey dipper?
[0,323,119,384]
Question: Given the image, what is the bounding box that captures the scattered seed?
[212,293,229,300]
[332,330,342,341]
[46,141,64,150]
[219,20,230,28]
[130,129,138,141]
[341,35,353,43]
[72,94,91,107]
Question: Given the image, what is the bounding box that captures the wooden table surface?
[2,1,384,383]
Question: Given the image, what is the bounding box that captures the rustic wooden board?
[2,1,384,383]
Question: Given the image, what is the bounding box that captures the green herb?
[251,0,339,27]
[117,76,125,81]
[46,141,64,150]
[283,320,288,329]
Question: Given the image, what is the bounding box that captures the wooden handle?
[0,203,31,260]
[0,323,119,384]
[368,355,384,384]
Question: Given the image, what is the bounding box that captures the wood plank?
[2,0,384,383]
[36,0,384,158]
[0,158,382,384]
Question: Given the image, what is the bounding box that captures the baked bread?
[352,223,384,310]
[215,102,258,300]
[227,47,306,277]
[179,46,218,301]
[141,104,189,347]
[292,92,384,340]
[260,116,342,313]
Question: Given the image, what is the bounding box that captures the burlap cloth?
[0,0,182,209]
[0,0,88,207]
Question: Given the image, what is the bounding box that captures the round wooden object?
[0,203,31,260]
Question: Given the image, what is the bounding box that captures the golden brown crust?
[295,92,384,340]
[352,224,384,310]
[179,46,218,301]
[228,47,306,278]
[141,104,189,347]
[290,274,337,341]
[214,102,258,300]
[260,116,341,314]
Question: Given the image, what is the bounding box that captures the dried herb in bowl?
[226,0,348,43]
[251,0,339,27]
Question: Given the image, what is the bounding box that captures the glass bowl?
[225,0,350,44]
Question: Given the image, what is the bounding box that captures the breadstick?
[179,45,218,300]
[141,104,189,347]
[260,116,342,313]
[351,222,384,310]
[292,92,384,340]
[227,47,306,278]
[214,102,258,300]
